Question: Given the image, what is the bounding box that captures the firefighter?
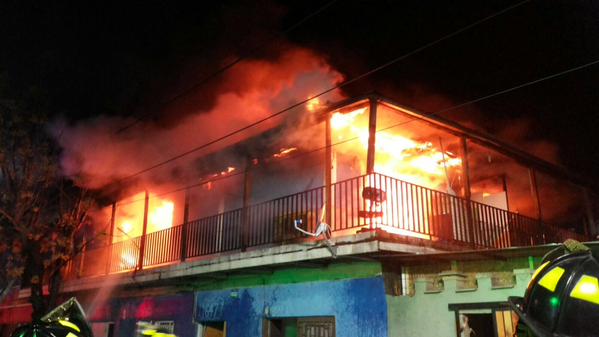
[10,298,93,337]
[508,240,599,336]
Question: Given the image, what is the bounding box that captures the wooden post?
[582,187,595,238]
[459,137,472,201]
[137,190,149,271]
[502,174,510,211]
[325,111,333,226]
[105,202,116,274]
[460,137,475,247]
[242,159,253,250]
[366,97,378,174]
[180,189,190,261]
[528,168,545,242]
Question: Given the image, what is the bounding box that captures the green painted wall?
[387,258,537,337]
[191,261,382,291]
[284,320,297,337]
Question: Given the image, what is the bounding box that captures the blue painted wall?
[195,277,388,337]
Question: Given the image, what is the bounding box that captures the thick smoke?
[52,47,344,191]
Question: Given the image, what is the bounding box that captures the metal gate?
[298,317,335,337]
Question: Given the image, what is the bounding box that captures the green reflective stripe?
[65,333,78,337]
[538,266,565,292]
[570,275,599,305]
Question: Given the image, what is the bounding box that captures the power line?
[113,55,599,207]
[116,0,340,133]
[116,0,532,182]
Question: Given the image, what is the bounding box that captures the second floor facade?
[67,95,597,279]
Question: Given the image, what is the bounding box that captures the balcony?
[64,172,586,279]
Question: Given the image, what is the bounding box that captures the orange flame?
[330,106,462,238]
[113,192,175,243]
[306,97,321,112]
[330,107,461,188]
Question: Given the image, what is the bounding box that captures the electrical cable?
[115,0,532,182]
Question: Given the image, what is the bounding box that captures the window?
[449,303,517,337]
[263,317,335,337]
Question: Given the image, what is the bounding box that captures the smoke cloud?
[52,47,344,191]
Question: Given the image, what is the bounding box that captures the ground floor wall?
[85,261,386,337]
[195,276,388,337]
[387,258,535,337]
[0,256,546,337]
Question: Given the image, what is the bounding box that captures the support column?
[366,97,378,174]
[528,168,544,243]
[582,187,596,238]
[241,159,253,250]
[325,111,332,226]
[460,137,475,247]
[137,190,149,271]
[180,189,190,261]
[502,174,510,211]
[105,202,116,274]
[459,137,472,200]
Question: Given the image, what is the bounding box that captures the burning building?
[2,94,597,337]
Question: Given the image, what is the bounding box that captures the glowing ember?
[306,97,321,112]
[273,147,298,158]
[221,166,236,175]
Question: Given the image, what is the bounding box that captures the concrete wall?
[387,268,532,337]
[195,277,388,337]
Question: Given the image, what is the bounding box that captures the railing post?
[137,190,149,271]
[105,202,116,274]
[460,137,475,247]
[181,189,190,262]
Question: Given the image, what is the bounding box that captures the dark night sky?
[1,0,599,180]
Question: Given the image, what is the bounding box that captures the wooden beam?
[366,97,378,174]
[138,190,149,271]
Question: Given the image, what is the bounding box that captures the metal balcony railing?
[64,173,588,279]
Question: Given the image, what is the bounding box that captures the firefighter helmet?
[509,250,599,336]
[11,320,85,337]
[10,298,92,337]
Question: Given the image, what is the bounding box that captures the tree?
[0,100,96,321]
